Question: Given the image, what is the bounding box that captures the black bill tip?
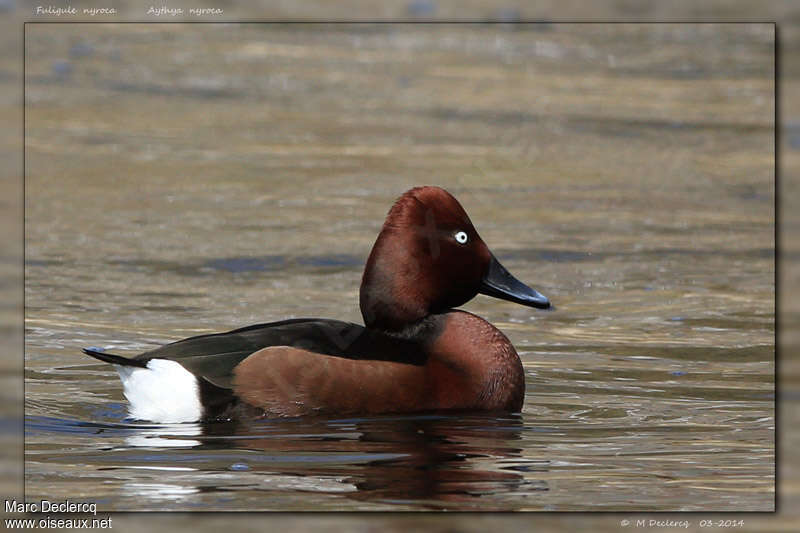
[479,254,551,309]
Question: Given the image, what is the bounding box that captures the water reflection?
[124,423,203,448]
[108,413,541,509]
[122,481,200,501]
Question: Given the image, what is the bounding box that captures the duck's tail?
[82,348,148,368]
[83,347,205,423]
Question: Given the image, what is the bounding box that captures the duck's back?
[92,318,429,389]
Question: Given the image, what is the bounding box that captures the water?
[24,23,774,511]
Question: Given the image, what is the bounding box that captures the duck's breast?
[425,311,525,412]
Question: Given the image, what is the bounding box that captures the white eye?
[454,231,469,245]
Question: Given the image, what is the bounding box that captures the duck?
[84,186,551,423]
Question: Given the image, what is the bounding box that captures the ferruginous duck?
[84,186,551,422]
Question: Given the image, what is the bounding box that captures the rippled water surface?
[24,23,774,511]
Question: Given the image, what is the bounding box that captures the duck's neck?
[382,314,444,342]
[359,272,428,332]
[359,230,433,332]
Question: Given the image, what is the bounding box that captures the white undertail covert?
[115,359,202,423]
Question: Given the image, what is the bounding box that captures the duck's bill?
[479,254,551,309]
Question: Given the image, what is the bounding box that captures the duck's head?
[360,186,550,331]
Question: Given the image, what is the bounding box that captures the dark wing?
[130,318,427,389]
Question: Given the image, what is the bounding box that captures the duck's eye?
[454,231,469,245]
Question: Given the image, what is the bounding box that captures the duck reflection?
[119,412,548,509]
